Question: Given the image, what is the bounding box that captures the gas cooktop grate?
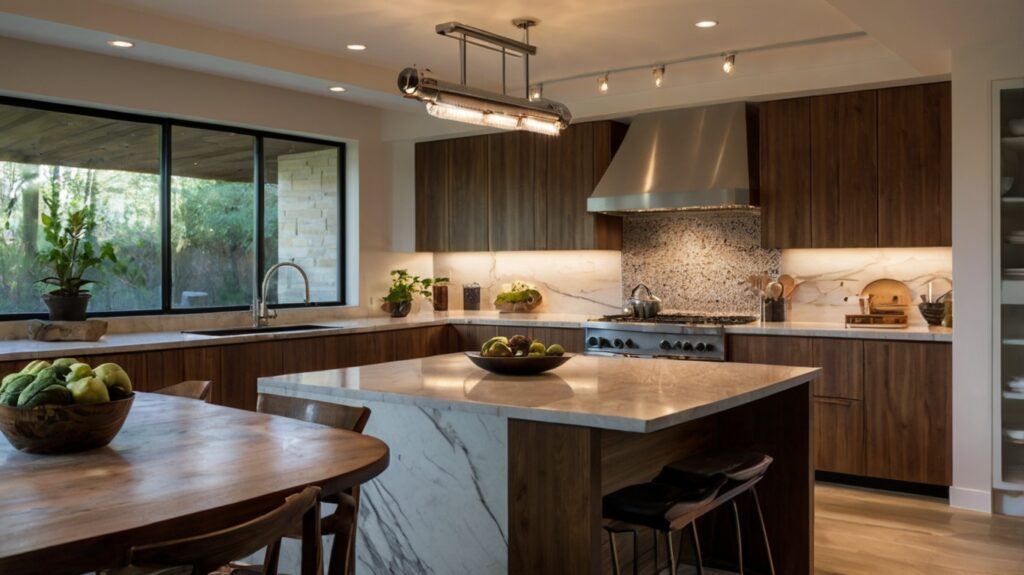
[596,314,758,326]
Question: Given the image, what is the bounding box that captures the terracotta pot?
[41,293,91,322]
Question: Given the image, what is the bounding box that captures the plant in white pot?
[37,195,117,321]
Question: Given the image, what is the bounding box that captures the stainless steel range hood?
[587,102,759,214]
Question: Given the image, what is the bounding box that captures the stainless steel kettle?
[625,283,662,319]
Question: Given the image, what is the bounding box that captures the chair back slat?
[129,486,320,574]
[257,394,370,433]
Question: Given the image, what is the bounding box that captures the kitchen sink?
[182,324,334,336]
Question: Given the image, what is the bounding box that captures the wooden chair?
[153,380,213,402]
[107,486,322,575]
[257,394,371,575]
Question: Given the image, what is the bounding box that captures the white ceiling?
[0,0,1020,130]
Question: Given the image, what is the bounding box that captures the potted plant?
[382,269,448,318]
[37,195,117,321]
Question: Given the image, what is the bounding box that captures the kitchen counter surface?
[258,352,819,433]
[0,311,951,362]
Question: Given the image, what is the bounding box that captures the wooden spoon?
[778,274,796,299]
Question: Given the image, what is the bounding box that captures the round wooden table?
[0,392,389,574]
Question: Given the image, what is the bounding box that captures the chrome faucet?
[253,262,311,328]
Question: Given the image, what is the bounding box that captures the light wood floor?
[815,483,1024,574]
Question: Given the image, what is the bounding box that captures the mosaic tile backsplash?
[622,210,779,315]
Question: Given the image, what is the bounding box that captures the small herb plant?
[38,195,117,297]
[494,280,542,305]
[384,269,449,304]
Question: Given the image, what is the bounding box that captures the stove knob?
[695,342,706,352]
[704,342,715,351]
[588,336,600,347]
[674,341,684,350]
[613,338,625,349]
[660,340,672,350]
[625,339,636,349]
[682,341,694,351]
[600,337,611,348]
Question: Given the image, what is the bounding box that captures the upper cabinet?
[415,121,626,252]
[760,82,950,249]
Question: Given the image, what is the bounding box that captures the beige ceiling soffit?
[0,0,397,93]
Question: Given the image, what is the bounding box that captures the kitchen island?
[259,353,820,574]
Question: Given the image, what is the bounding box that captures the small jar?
[432,285,449,312]
[463,283,481,311]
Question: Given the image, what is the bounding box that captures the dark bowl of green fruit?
[466,334,572,376]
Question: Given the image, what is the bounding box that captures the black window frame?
[0,95,347,320]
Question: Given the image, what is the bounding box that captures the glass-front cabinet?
[995,78,1024,515]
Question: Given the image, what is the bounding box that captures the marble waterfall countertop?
[0,311,952,362]
[258,353,820,433]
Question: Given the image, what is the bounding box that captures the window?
[0,97,345,318]
[263,138,341,305]
[0,103,162,315]
[171,127,255,309]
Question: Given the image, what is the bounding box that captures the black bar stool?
[654,451,775,575]
[601,474,727,575]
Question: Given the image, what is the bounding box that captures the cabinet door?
[219,342,282,411]
[810,91,878,248]
[877,82,952,247]
[489,132,540,250]
[727,334,814,366]
[814,397,865,475]
[811,338,864,399]
[394,326,456,360]
[864,341,952,485]
[454,324,501,352]
[415,140,449,252]
[760,98,812,248]
[448,135,490,251]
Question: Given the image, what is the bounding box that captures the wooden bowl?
[465,352,572,376]
[0,394,134,454]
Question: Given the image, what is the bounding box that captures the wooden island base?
[509,383,812,575]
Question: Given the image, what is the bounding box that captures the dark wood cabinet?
[489,132,542,251]
[448,136,490,251]
[415,139,449,252]
[864,340,952,485]
[759,82,950,248]
[877,82,952,247]
[811,338,863,399]
[810,90,878,248]
[726,334,814,366]
[814,397,865,475]
[760,98,812,249]
[415,121,625,252]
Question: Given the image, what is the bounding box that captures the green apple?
[65,363,94,384]
[70,377,110,404]
[93,363,132,395]
[52,357,78,369]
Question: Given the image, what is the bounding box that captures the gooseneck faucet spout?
[252,262,311,328]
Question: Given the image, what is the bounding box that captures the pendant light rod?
[436,21,537,56]
[535,31,867,86]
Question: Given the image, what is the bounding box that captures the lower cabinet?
[728,334,951,485]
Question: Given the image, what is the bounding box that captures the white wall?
[0,36,432,328]
[951,37,1024,512]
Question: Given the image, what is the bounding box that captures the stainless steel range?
[584,314,757,361]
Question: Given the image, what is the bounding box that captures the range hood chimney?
[588,102,759,214]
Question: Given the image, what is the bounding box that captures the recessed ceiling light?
[329,86,347,93]
[107,39,135,48]
[346,44,367,51]
[695,20,718,29]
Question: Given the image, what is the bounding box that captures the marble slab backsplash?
[622,210,780,315]
[622,211,953,325]
[783,247,952,324]
[432,251,622,315]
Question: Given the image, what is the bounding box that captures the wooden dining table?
[0,392,389,575]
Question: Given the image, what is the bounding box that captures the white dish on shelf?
[1009,378,1024,391]
[1005,268,1024,278]
[1007,233,1024,244]
[1007,429,1024,441]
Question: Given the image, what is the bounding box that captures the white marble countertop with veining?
[258,353,820,433]
[0,311,952,362]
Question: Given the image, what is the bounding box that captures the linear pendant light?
[397,20,572,135]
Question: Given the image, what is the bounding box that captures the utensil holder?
[763,298,786,322]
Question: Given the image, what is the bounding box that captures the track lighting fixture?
[723,53,736,74]
[529,83,543,101]
[598,74,609,94]
[653,65,665,88]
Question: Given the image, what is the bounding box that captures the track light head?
[598,73,609,94]
[653,65,665,88]
[723,53,736,74]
